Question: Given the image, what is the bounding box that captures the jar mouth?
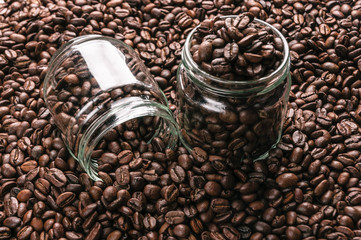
[182,16,290,92]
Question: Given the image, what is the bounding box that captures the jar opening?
[182,16,290,96]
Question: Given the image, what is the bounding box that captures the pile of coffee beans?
[1,0,361,240]
[191,13,284,80]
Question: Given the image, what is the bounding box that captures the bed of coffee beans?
[1,0,361,240]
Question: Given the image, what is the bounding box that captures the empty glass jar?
[43,35,178,180]
[176,16,291,161]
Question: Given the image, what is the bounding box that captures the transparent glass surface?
[176,17,291,161]
[44,35,178,180]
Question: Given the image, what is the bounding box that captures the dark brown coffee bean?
[17,225,33,240]
[204,181,222,197]
[106,230,122,240]
[56,192,76,208]
[234,13,254,30]
[211,58,231,74]
[224,42,238,61]
[170,165,186,183]
[210,198,230,213]
[45,168,67,187]
[85,222,102,240]
[173,224,190,238]
[198,41,213,62]
[286,226,302,240]
[165,211,185,224]
[191,147,208,163]
[276,173,298,189]
[3,216,21,228]
[117,150,133,165]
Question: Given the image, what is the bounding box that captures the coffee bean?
[163,184,179,202]
[169,165,186,183]
[117,150,133,165]
[17,225,33,240]
[191,147,208,163]
[204,181,222,197]
[210,198,230,213]
[211,57,231,74]
[173,224,190,238]
[85,222,102,240]
[106,230,122,240]
[3,216,21,228]
[56,192,76,208]
[45,168,67,187]
[276,173,298,189]
[0,227,11,239]
[165,211,185,224]
[198,41,213,62]
[17,189,32,202]
[286,226,302,240]
[224,42,239,61]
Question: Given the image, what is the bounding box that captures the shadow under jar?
[43,35,178,181]
[176,16,291,161]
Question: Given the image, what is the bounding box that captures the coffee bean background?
[1,0,361,240]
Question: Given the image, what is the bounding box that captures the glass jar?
[43,35,178,180]
[176,17,291,161]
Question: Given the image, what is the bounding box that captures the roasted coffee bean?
[210,198,230,213]
[173,224,190,238]
[198,41,213,62]
[17,226,33,240]
[0,227,11,239]
[224,42,239,62]
[286,226,302,240]
[56,192,76,208]
[44,168,67,187]
[169,165,186,183]
[165,211,185,224]
[276,173,298,189]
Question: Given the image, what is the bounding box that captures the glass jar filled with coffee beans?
[176,14,291,161]
[43,35,178,180]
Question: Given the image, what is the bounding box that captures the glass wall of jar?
[176,16,291,161]
[43,35,178,181]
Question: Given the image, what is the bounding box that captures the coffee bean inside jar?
[176,14,291,161]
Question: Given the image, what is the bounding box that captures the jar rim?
[182,16,290,89]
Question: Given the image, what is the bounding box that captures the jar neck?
[181,17,290,97]
[76,96,179,181]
